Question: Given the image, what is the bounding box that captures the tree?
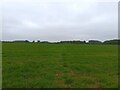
[33,40,35,43]
[37,40,40,43]
[103,39,120,45]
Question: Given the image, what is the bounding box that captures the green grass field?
[2,43,118,88]
[0,43,2,89]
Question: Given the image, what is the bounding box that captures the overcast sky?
[2,0,119,42]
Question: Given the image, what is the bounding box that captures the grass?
[2,43,118,88]
[0,43,2,89]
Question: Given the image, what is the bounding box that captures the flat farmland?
[2,43,118,88]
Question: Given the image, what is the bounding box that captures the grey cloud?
[2,0,118,42]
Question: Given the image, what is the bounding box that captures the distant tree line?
[1,39,120,45]
[103,39,120,45]
[59,40,86,44]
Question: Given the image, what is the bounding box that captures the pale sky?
[1,0,119,42]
